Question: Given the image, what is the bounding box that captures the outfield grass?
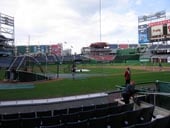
[0,64,170,101]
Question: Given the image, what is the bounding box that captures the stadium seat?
[40,115,62,127]
[137,106,154,123]
[88,115,108,128]
[123,124,136,128]
[19,112,36,118]
[68,106,83,114]
[106,103,134,116]
[93,107,110,117]
[61,112,80,123]
[53,108,68,116]
[95,101,118,109]
[20,117,41,128]
[1,118,21,128]
[95,102,110,109]
[107,112,126,128]
[66,119,88,128]
[82,104,95,111]
[40,123,65,128]
[155,115,170,128]
[117,103,134,113]
[123,109,141,127]
[0,114,2,120]
[37,110,52,118]
[79,109,95,121]
[135,120,156,128]
[2,113,20,119]
[107,101,118,107]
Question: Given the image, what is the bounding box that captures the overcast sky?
[0,0,170,53]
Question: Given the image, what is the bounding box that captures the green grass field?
[0,63,170,101]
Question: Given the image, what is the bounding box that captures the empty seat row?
[0,103,133,128]
[40,105,160,128]
[0,101,118,120]
[68,101,118,114]
[124,114,170,128]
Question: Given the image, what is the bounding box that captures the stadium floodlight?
[138,10,166,23]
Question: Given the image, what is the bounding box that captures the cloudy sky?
[0,0,170,53]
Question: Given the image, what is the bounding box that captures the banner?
[167,23,170,35]
[151,25,163,36]
[138,24,149,43]
[149,19,170,27]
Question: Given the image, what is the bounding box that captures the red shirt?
[124,70,131,80]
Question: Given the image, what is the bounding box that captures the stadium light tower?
[99,0,102,42]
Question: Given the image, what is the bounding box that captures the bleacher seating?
[89,55,115,61]
[89,115,108,128]
[129,44,138,49]
[119,44,128,49]
[148,45,158,50]
[124,109,142,127]
[40,115,62,127]
[0,102,169,128]
[40,123,65,128]
[0,56,13,68]
[53,108,68,116]
[135,120,157,128]
[1,118,21,128]
[47,55,57,64]
[37,110,52,118]
[108,44,118,49]
[66,119,88,128]
[20,117,41,128]
[137,105,155,123]
[19,112,36,118]
[155,115,170,128]
[68,106,83,114]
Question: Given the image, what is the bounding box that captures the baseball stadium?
[0,10,170,128]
